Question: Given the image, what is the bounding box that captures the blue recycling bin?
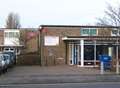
[99,55,112,70]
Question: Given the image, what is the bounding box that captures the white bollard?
[100,61,104,75]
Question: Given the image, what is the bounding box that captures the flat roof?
[41,25,120,28]
[62,36,120,41]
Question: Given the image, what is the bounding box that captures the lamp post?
[115,29,119,74]
[38,26,42,66]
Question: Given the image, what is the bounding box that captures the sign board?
[99,55,111,62]
[44,36,59,46]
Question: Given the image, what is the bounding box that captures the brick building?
[0,29,23,53]
[0,26,120,67]
[37,25,120,67]
[0,28,39,65]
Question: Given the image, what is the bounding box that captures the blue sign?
[99,55,111,62]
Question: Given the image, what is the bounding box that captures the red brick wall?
[0,30,4,45]
[41,27,81,66]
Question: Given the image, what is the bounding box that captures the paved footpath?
[0,65,120,85]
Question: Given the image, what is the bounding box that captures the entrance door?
[69,44,80,65]
[72,44,79,65]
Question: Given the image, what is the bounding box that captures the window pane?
[5,32,9,37]
[81,28,96,36]
[15,32,19,37]
[112,30,118,35]
[83,29,89,34]
[90,29,96,35]
[81,29,89,35]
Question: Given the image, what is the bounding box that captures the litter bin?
[99,55,112,70]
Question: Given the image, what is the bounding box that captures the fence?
[17,54,65,66]
[17,53,40,65]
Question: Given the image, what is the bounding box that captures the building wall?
[16,29,39,65]
[0,27,117,66]
[22,29,39,54]
[97,28,112,36]
[40,26,116,66]
[0,30,4,45]
[0,30,4,51]
[26,36,38,53]
[42,27,81,66]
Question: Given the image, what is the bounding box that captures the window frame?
[111,28,119,36]
[4,31,20,38]
[80,28,97,36]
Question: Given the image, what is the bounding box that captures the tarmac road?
[0,82,120,88]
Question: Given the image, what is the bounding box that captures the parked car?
[0,54,5,73]
[0,53,8,73]
[3,54,11,68]
[3,51,16,66]
[3,48,15,52]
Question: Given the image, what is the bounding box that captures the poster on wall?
[44,36,59,46]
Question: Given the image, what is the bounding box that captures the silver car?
[3,54,11,67]
[0,54,8,73]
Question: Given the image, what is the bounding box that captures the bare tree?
[97,3,120,74]
[5,12,21,29]
[96,4,120,26]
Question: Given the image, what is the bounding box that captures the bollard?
[100,61,104,74]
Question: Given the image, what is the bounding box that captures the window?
[5,32,20,38]
[111,28,119,36]
[80,28,97,36]
[90,29,96,35]
[5,32,9,37]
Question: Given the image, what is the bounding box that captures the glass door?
[69,44,80,65]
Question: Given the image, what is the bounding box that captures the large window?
[4,30,20,46]
[80,28,97,36]
[5,32,19,38]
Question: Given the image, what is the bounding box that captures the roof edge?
[40,25,120,28]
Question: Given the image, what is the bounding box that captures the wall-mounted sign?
[44,36,59,46]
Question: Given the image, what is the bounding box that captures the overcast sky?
[0,0,120,28]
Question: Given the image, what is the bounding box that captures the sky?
[0,0,120,28]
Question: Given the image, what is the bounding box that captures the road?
[0,82,120,88]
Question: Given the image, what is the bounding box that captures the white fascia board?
[62,37,84,40]
[4,29,20,32]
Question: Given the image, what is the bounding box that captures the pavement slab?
[0,65,119,84]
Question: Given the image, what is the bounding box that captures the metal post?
[38,26,43,66]
[77,44,80,66]
[116,38,119,74]
[38,29,41,65]
[115,28,119,74]
[100,61,104,74]
[81,40,84,67]
[94,40,96,67]
[71,44,74,65]
[68,44,72,65]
